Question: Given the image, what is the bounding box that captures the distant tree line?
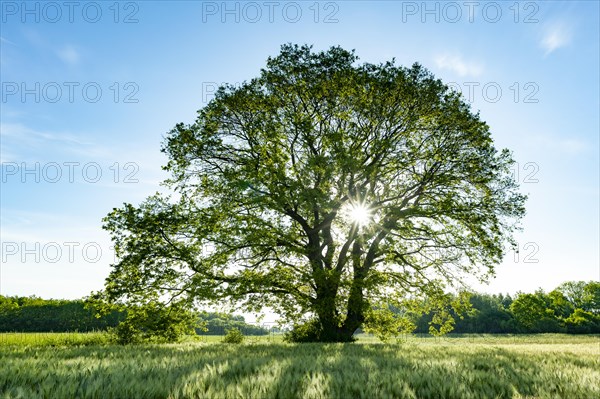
[196,312,269,336]
[1,280,598,335]
[0,296,123,332]
[0,296,270,335]
[413,281,600,334]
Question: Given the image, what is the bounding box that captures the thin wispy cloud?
[57,45,81,66]
[0,149,18,164]
[541,22,573,55]
[0,122,168,189]
[0,123,92,146]
[0,36,17,46]
[434,54,484,77]
[0,37,16,67]
[0,122,107,162]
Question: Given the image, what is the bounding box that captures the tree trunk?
[313,274,365,342]
[309,238,366,342]
[312,270,356,342]
[319,318,355,342]
[340,238,367,339]
[341,279,366,336]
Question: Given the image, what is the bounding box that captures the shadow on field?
[329,344,597,399]
[2,342,597,399]
[165,343,595,399]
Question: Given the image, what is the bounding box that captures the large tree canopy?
[101,44,526,342]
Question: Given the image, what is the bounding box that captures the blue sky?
[1,1,598,308]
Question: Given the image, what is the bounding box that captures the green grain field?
[1,334,598,399]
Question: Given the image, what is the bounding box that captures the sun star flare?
[347,203,372,227]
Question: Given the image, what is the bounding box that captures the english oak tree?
[100,44,526,342]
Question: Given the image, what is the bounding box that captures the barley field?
[0,334,598,399]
